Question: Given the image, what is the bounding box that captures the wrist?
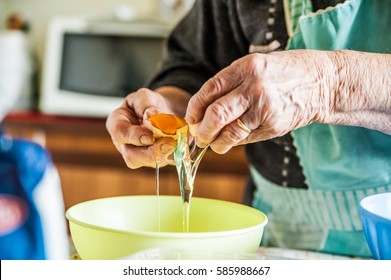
[308,50,337,124]
[320,50,361,124]
[315,50,391,134]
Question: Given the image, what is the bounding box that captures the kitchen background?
[1,0,187,64]
[1,0,249,213]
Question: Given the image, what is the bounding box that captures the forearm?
[154,86,192,117]
[323,50,391,134]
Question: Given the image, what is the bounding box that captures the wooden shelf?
[3,110,249,210]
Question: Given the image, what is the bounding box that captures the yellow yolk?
[148,113,188,139]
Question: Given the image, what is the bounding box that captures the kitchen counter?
[68,236,360,260]
[255,247,362,260]
[70,247,360,260]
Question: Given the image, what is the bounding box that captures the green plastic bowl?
[66,195,268,260]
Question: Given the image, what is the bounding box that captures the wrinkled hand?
[106,88,176,169]
[185,50,334,154]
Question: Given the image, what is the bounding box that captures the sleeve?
[147,0,248,95]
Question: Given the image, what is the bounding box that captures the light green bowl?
[66,195,268,260]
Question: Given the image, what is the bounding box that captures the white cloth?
[33,165,70,260]
[0,31,32,120]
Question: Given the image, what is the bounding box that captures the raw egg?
[146,113,188,139]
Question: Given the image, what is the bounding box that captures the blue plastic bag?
[0,132,69,259]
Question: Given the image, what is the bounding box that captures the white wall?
[0,0,5,29]
[2,0,159,66]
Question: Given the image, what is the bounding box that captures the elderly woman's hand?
[106,86,192,168]
[185,50,335,153]
[106,88,177,169]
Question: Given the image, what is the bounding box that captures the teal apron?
[252,0,391,257]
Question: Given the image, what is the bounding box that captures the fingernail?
[188,123,198,137]
[144,107,159,120]
[165,153,175,165]
[160,144,173,154]
[185,115,195,125]
[196,140,208,148]
[140,135,153,145]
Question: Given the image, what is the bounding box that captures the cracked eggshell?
[144,113,189,140]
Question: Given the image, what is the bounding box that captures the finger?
[164,153,175,166]
[185,63,244,125]
[195,87,251,145]
[154,138,176,164]
[106,107,154,146]
[237,120,292,145]
[209,118,251,154]
[120,144,156,169]
[125,88,166,119]
[120,138,175,169]
[237,129,275,145]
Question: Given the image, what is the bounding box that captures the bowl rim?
[359,192,391,222]
[65,195,268,238]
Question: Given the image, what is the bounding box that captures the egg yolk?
[148,114,187,135]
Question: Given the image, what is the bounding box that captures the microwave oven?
[40,17,172,117]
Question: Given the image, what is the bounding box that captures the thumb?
[185,61,243,125]
[143,106,161,121]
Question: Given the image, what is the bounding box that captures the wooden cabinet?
[3,111,250,211]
